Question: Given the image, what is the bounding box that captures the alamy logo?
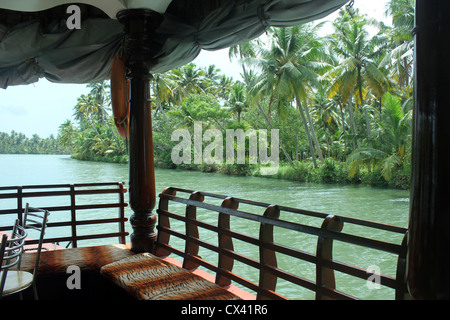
[66,265,81,289]
[171,121,279,175]
[66,5,81,30]
[366,265,381,290]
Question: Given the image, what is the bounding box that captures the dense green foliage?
[2,1,414,189]
[0,131,66,154]
[151,2,413,189]
[58,82,128,163]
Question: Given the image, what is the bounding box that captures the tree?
[326,8,389,141]
[0,131,67,154]
[347,92,411,181]
[49,3,414,189]
[381,0,415,88]
[67,82,127,161]
[170,93,229,129]
[216,74,234,100]
[152,72,175,123]
[58,120,78,152]
[202,64,221,85]
[226,82,248,123]
[88,81,124,153]
[311,86,342,158]
[73,94,101,134]
[170,63,206,102]
[246,25,328,167]
[230,40,295,166]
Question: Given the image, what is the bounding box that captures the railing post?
[155,187,176,256]
[17,186,22,224]
[117,182,126,245]
[183,191,204,270]
[216,197,238,287]
[70,184,78,248]
[258,205,280,300]
[316,214,343,300]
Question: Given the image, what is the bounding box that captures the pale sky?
[0,0,391,139]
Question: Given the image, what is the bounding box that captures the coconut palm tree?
[170,63,206,102]
[311,86,343,157]
[215,74,234,100]
[347,92,411,180]
[246,24,328,166]
[230,41,294,166]
[226,82,248,123]
[58,119,78,152]
[73,94,101,134]
[202,64,221,85]
[88,82,124,153]
[86,82,111,124]
[326,8,389,141]
[381,0,414,88]
[152,73,175,123]
[229,40,258,81]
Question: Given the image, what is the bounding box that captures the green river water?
[0,154,410,300]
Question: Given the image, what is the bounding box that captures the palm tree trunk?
[363,107,372,139]
[357,72,372,140]
[304,102,324,164]
[347,98,360,149]
[296,97,318,168]
[155,81,170,124]
[339,102,347,150]
[266,76,282,124]
[256,102,294,167]
[241,60,294,167]
[323,124,332,158]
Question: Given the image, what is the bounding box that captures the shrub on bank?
[72,154,128,164]
[150,150,411,190]
[263,160,410,189]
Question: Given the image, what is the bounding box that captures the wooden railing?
[0,182,410,300]
[0,182,128,247]
[155,187,409,300]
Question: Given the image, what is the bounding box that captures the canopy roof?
[0,0,348,88]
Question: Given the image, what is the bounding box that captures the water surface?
[0,154,410,299]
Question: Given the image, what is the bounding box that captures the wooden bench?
[18,244,241,300]
[100,252,240,300]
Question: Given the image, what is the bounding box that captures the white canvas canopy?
[0,0,349,88]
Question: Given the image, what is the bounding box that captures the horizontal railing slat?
[30,232,130,246]
[160,187,408,234]
[160,194,404,255]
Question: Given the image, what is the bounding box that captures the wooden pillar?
[407,0,450,299]
[117,9,163,253]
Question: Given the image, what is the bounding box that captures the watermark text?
[171,121,279,175]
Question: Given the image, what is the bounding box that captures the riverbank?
[156,157,411,190]
[16,151,409,190]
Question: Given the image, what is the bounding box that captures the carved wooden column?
[407,0,450,299]
[117,9,163,253]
